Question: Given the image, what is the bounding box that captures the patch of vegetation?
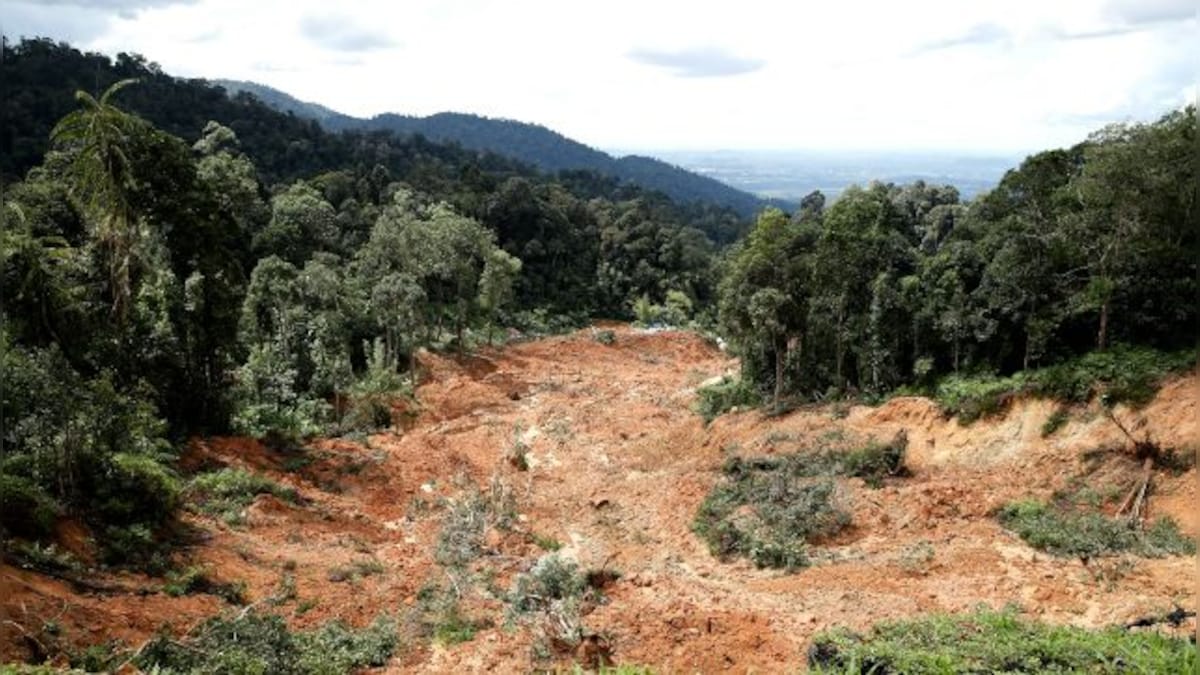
[1041,406,1070,437]
[338,340,412,434]
[434,475,516,568]
[695,376,761,423]
[532,533,563,552]
[135,611,398,674]
[998,500,1195,558]
[934,346,1196,424]
[0,475,60,538]
[5,541,83,575]
[186,468,299,525]
[592,329,616,345]
[695,452,854,570]
[507,426,531,471]
[808,607,1197,674]
[327,558,385,583]
[840,435,909,487]
[163,565,248,604]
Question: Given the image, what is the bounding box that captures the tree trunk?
[1097,298,1109,351]
[773,339,785,406]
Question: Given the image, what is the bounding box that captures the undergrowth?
[807,606,1196,673]
[695,376,760,423]
[998,500,1195,558]
[135,611,398,674]
[932,345,1195,424]
[185,468,299,526]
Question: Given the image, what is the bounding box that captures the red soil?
[2,326,1195,672]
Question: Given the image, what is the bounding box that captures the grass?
[327,558,385,583]
[163,565,247,604]
[932,345,1195,424]
[135,610,398,674]
[185,467,299,525]
[997,500,1195,558]
[695,376,760,423]
[808,606,1197,673]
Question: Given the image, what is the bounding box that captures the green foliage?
[532,533,563,552]
[0,474,59,538]
[998,500,1195,558]
[695,376,760,423]
[327,558,385,583]
[509,553,589,615]
[841,436,909,488]
[1041,407,1070,437]
[808,607,1197,674]
[135,611,398,674]
[694,453,853,570]
[935,346,1195,423]
[434,477,517,568]
[592,328,617,345]
[186,468,298,525]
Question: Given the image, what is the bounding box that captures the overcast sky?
[2,0,1195,153]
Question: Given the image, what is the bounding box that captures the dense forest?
[0,39,731,564]
[0,36,1195,571]
[719,107,1196,405]
[217,78,782,218]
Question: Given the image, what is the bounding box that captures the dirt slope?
[1,326,1195,672]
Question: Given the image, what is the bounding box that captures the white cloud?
[1,0,1193,152]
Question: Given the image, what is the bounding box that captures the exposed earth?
[2,326,1196,672]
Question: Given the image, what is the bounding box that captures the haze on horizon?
[2,0,1195,155]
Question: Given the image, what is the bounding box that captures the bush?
[434,476,516,568]
[592,329,616,346]
[808,607,1196,673]
[1041,407,1070,437]
[934,346,1196,423]
[841,434,908,487]
[695,376,761,423]
[998,500,1195,558]
[135,611,398,674]
[186,468,298,525]
[509,553,588,614]
[0,474,59,538]
[695,454,851,570]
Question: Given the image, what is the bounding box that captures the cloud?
[910,23,1009,54]
[299,13,397,52]
[17,0,197,9]
[627,46,764,78]
[1103,0,1196,26]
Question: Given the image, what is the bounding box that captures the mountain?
[216,79,781,216]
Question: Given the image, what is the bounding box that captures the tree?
[49,78,145,323]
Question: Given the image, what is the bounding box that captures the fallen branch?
[1124,605,1195,631]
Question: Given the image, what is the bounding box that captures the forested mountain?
[216,79,781,216]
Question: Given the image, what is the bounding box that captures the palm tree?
[50,78,142,324]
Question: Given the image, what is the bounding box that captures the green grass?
[933,345,1195,424]
[1041,407,1070,437]
[998,500,1195,558]
[808,607,1197,673]
[695,376,761,423]
[185,467,299,525]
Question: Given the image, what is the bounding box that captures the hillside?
[1,327,1194,671]
[216,79,781,216]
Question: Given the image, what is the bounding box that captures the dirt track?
[2,326,1196,672]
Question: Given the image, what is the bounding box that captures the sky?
[2,0,1195,153]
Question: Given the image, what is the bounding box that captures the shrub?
[695,456,851,570]
[592,329,616,346]
[186,468,299,525]
[327,558,385,583]
[434,476,516,568]
[509,553,588,615]
[1041,407,1070,437]
[0,474,59,538]
[808,606,1196,673]
[933,346,1196,423]
[135,611,398,674]
[339,340,410,433]
[695,376,760,423]
[841,434,908,487]
[998,500,1195,558]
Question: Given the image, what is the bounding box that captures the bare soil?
[2,326,1196,672]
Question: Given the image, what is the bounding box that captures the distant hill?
[216,79,781,216]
